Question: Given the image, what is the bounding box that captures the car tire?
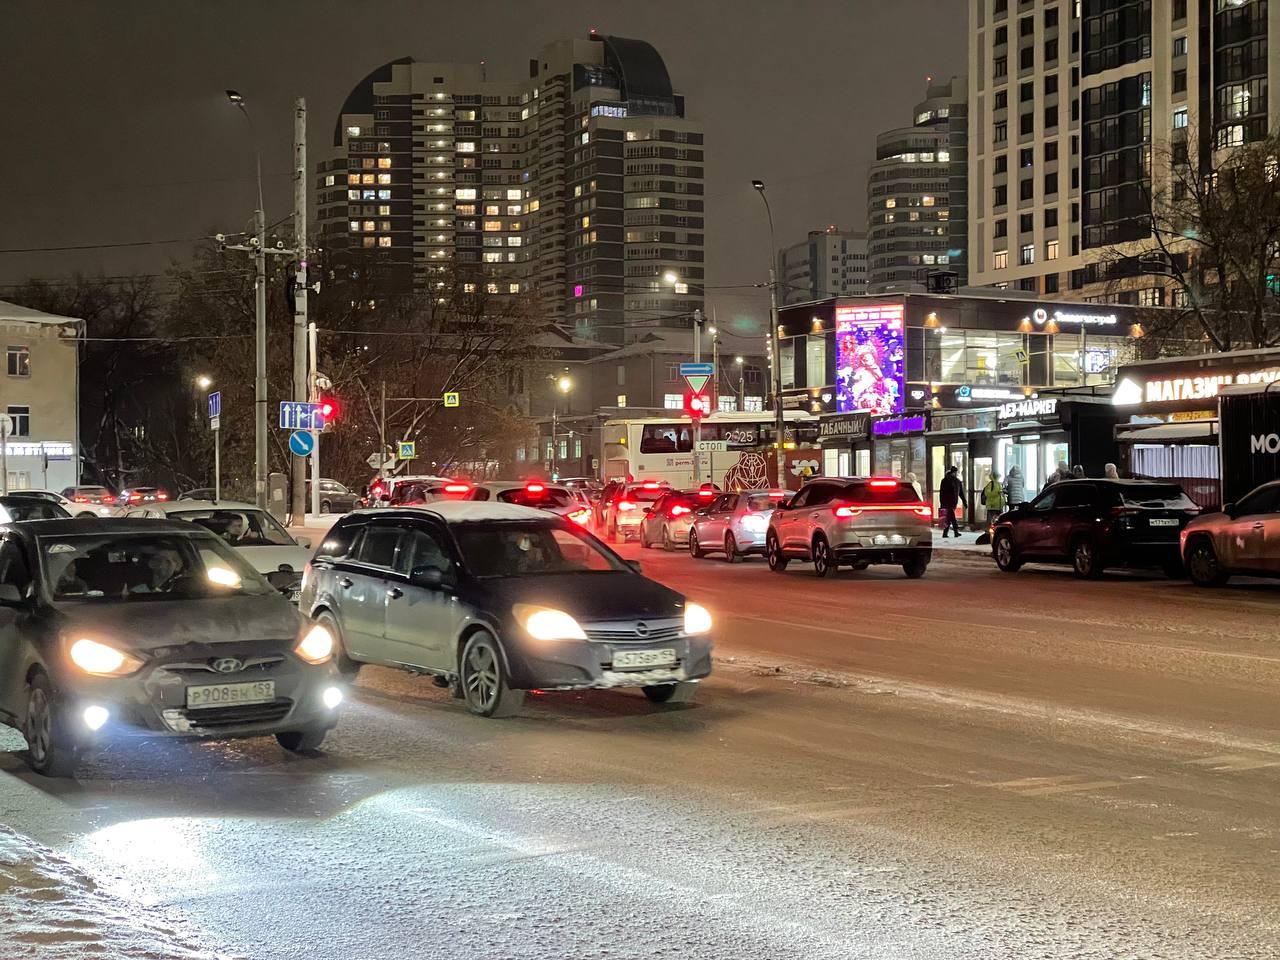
[689,530,705,559]
[23,673,78,778]
[724,533,739,563]
[661,526,673,551]
[321,500,331,514]
[640,525,651,549]
[318,611,361,680]
[766,532,788,572]
[642,681,697,705]
[276,728,328,754]
[812,535,833,578]
[460,631,525,718]
[993,532,1022,573]
[76,511,96,520]
[903,556,929,579]
[1071,537,1103,579]
[1186,537,1228,587]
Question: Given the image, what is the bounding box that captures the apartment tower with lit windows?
[970,0,1276,306]
[313,34,704,344]
[777,227,868,305]
[865,76,969,293]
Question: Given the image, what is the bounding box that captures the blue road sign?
[208,391,221,419]
[679,362,714,377]
[288,430,315,457]
[279,401,326,431]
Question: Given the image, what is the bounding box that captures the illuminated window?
[483,220,502,231]
[1020,244,1034,265]
[362,236,375,248]
[377,189,391,200]
[507,236,522,246]
[509,221,522,230]
[347,190,360,200]
[347,174,360,185]
[456,188,477,200]
[581,216,590,228]
[506,204,522,215]
[349,221,359,232]
[922,196,935,206]
[378,236,392,247]
[506,189,522,200]
[884,198,897,208]
[463,283,477,293]
[361,173,375,184]
[377,157,392,169]
[993,250,1009,270]
[528,199,540,212]
[324,175,335,187]
[378,220,390,231]
[483,252,502,262]
[346,125,361,137]
[362,220,375,232]
[581,132,590,144]
[485,204,501,215]
[486,282,499,294]
[508,283,520,294]
[1046,240,1059,260]
[378,205,390,216]
[377,173,391,184]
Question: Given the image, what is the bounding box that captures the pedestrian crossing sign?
[398,441,416,460]
[443,392,460,408]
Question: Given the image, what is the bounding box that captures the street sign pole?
[0,417,9,496]
[693,316,701,485]
[214,425,221,502]
[309,322,320,518]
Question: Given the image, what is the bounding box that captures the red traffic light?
[683,391,710,419]
[318,398,337,420]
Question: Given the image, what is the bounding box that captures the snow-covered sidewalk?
[0,825,238,959]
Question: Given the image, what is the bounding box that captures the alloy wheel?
[464,642,499,713]
[813,538,831,577]
[24,686,51,767]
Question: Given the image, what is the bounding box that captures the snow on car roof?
[424,500,553,523]
[136,500,260,512]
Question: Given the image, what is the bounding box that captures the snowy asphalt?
[1,548,1278,959]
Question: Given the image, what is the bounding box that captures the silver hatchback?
[689,490,788,562]
[766,477,933,578]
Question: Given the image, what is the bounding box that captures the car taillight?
[913,505,932,519]
[568,508,591,525]
[769,491,787,499]
[834,504,933,519]
[156,492,168,501]
[617,501,637,512]
[444,483,470,494]
[526,483,545,494]
[670,505,691,517]
[72,496,88,503]
[642,482,660,490]
[697,489,715,499]
[834,506,862,519]
[868,478,899,489]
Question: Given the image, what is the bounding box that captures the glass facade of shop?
[995,434,1071,496]
[921,329,1136,389]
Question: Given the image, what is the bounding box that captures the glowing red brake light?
[617,500,637,512]
[768,491,787,499]
[913,505,932,519]
[72,496,88,503]
[641,482,660,490]
[697,489,715,498]
[156,492,169,501]
[444,483,470,494]
[834,506,862,518]
[670,505,692,517]
[868,478,899,489]
[525,483,545,494]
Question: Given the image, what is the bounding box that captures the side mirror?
[642,506,652,514]
[626,559,642,574]
[1222,502,1237,519]
[0,583,24,605]
[411,565,453,590]
[297,537,312,550]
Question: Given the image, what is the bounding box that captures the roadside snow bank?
[0,825,239,959]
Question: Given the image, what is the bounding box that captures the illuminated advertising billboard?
[835,304,905,416]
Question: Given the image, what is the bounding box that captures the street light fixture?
[196,375,213,390]
[548,373,574,480]
[751,179,785,487]
[662,270,679,285]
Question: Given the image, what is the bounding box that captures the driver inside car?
[130,545,186,594]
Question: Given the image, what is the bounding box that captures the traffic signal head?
[319,398,337,420]
[684,391,710,420]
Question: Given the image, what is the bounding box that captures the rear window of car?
[0,500,70,522]
[744,493,777,512]
[315,519,363,559]
[1110,484,1197,510]
[497,488,573,509]
[840,481,921,504]
[627,485,668,503]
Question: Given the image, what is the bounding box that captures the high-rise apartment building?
[969,0,1267,305]
[314,34,704,344]
[865,77,968,293]
[777,227,868,305]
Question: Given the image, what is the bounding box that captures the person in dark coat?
[938,465,966,538]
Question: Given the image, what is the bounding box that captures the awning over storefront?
[1115,422,1218,443]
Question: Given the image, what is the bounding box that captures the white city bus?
[600,411,812,489]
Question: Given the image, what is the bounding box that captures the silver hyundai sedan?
[0,519,344,776]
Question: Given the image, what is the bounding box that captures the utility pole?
[379,381,387,480]
[308,322,320,517]
[692,308,703,486]
[290,97,308,520]
[752,180,787,488]
[253,207,268,509]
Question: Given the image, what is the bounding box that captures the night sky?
[2,0,966,336]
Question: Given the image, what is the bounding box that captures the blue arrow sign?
[288,430,315,457]
[679,362,714,377]
[279,401,326,430]
[208,391,221,419]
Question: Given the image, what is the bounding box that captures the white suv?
[766,477,933,578]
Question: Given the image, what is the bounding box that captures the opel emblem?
[211,657,243,674]
[634,622,650,638]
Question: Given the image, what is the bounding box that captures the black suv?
[991,479,1200,579]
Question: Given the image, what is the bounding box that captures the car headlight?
[683,602,712,636]
[295,623,335,664]
[514,604,587,641]
[68,638,143,677]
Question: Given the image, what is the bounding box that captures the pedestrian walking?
[1044,460,1072,490]
[1004,465,1026,507]
[938,465,966,538]
[981,470,1006,525]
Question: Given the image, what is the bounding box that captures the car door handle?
[338,577,353,588]
[1254,522,1265,529]
[387,587,403,599]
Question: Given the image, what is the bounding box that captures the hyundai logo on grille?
[211,657,243,674]
[634,622,650,638]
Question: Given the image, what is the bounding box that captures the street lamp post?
[196,375,219,500]
[549,374,572,480]
[734,356,745,410]
[226,90,269,510]
[752,180,786,488]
